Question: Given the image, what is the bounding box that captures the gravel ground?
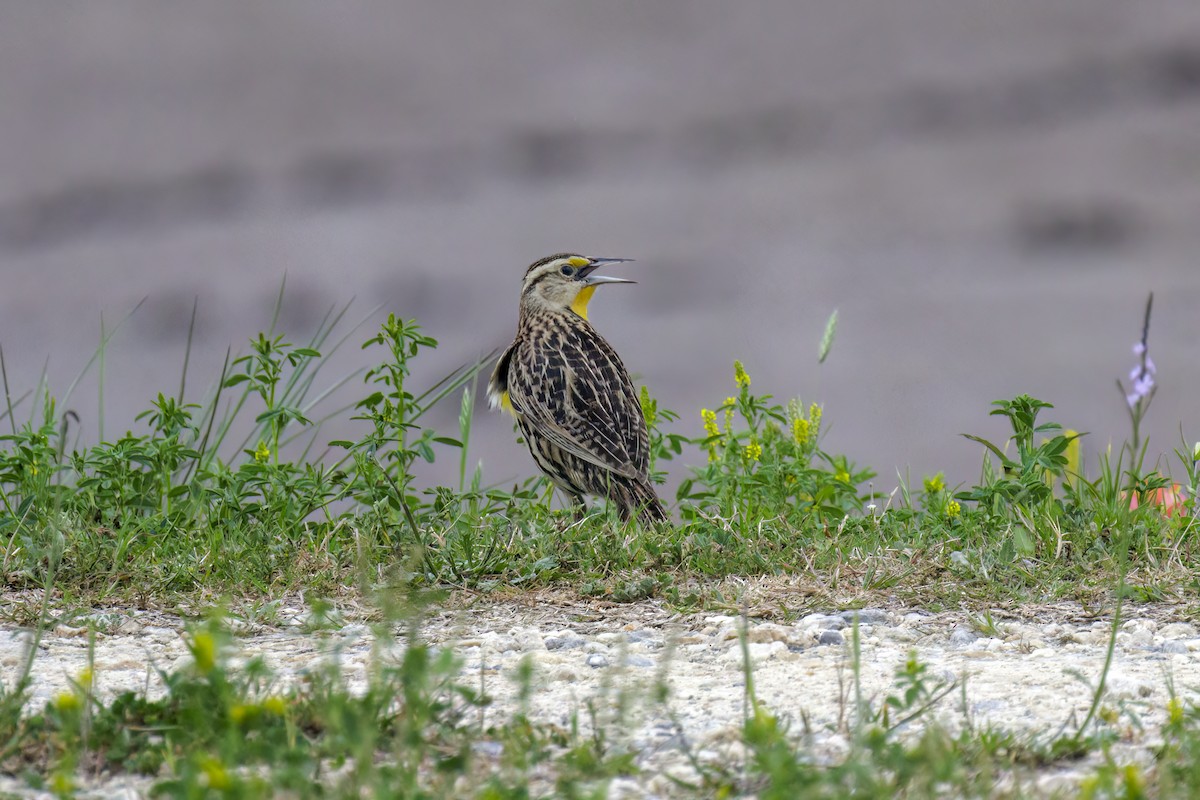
[3,593,1200,798]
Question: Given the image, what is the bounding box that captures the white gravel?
[4,596,1200,798]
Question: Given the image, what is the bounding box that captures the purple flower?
[1125,340,1157,411]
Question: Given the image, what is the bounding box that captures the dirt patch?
[4,595,1200,796]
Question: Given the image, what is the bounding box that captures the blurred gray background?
[3,2,1200,495]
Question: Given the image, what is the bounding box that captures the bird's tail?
[617,479,669,526]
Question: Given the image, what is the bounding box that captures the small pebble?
[1160,623,1197,640]
[472,741,504,759]
[746,623,791,644]
[840,608,888,625]
[544,636,585,651]
[949,627,980,647]
[817,630,845,646]
[586,653,610,669]
[1118,629,1154,648]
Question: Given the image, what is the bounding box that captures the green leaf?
[960,434,1016,469]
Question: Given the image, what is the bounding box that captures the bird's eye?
[560,265,576,276]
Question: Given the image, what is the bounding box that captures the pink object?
[1126,484,1186,517]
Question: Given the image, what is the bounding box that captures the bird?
[488,253,668,525]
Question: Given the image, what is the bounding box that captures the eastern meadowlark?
[488,253,668,525]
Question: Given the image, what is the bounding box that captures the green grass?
[1,293,1199,796]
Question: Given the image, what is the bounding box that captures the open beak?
[578,257,636,286]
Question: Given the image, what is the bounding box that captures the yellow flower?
[733,360,751,389]
[701,409,720,439]
[809,403,822,437]
[945,499,961,519]
[835,468,850,483]
[50,772,74,797]
[923,473,945,494]
[253,440,270,463]
[76,667,93,691]
[191,631,216,675]
[201,756,231,790]
[639,386,656,428]
[230,703,250,724]
[1122,765,1144,798]
[54,691,82,713]
[1168,698,1185,725]
[1064,428,1081,480]
[744,439,762,462]
[792,417,810,446]
[262,696,287,716]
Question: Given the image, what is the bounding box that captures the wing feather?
[507,321,648,481]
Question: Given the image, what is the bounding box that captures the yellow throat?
[570,285,597,320]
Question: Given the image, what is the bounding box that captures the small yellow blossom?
[1168,697,1185,725]
[944,499,961,519]
[1064,428,1081,481]
[792,417,810,447]
[54,691,82,713]
[835,468,850,483]
[230,703,250,724]
[701,409,720,439]
[809,403,822,438]
[923,473,945,494]
[744,439,762,462]
[639,386,656,428]
[76,667,93,691]
[28,464,38,477]
[50,772,74,797]
[191,631,216,675]
[253,440,270,463]
[733,360,751,389]
[201,756,231,790]
[1122,764,1144,797]
[262,696,287,716]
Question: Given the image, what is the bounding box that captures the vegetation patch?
[1,290,1197,796]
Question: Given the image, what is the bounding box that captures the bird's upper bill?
[573,256,636,286]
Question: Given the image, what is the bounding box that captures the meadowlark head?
[519,253,635,320]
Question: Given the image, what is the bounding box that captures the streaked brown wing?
[508,326,644,480]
